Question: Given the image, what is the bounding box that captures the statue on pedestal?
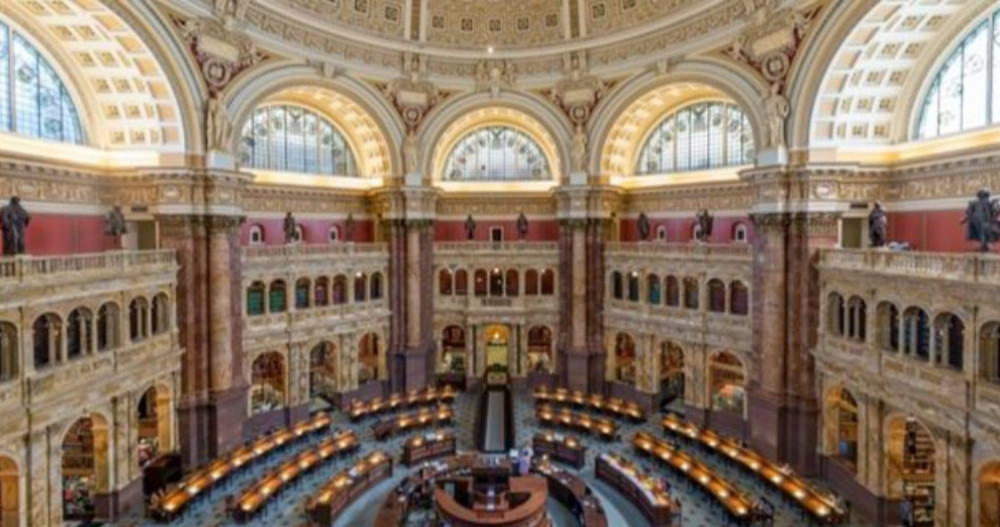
[763,82,789,148]
[283,212,297,244]
[345,213,355,242]
[465,214,477,240]
[104,206,128,247]
[571,126,588,173]
[0,196,30,256]
[694,209,714,242]
[403,131,419,175]
[637,212,650,241]
[516,212,529,239]
[868,202,888,248]
[961,189,1000,252]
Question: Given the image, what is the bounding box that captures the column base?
[683,404,708,428]
[243,403,311,439]
[176,386,248,467]
[560,347,604,393]
[605,382,657,412]
[819,455,900,526]
[336,381,386,409]
[94,477,143,521]
[389,344,432,393]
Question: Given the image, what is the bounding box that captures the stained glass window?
[442,126,551,182]
[635,101,753,176]
[916,8,1000,139]
[239,104,360,177]
[0,20,83,144]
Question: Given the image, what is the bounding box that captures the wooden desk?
[532,458,607,527]
[662,413,846,524]
[306,450,394,526]
[232,430,359,523]
[535,405,616,441]
[633,431,754,523]
[594,453,678,527]
[372,406,454,441]
[532,432,586,469]
[402,431,457,466]
[375,455,480,527]
[434,474,549,527]
[534,386,645,423]
[150,413,331,521]
[350,386,458,421]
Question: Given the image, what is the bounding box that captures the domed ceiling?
[247,0,752,80]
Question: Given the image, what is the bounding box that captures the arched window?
[828,293,846,337]
[439,269,453,295]
[709,351,747,416]
[248,224,265,245]
[916,8,1000,139]
[733,223,749,243]
[269,280,287,313]
[903,307,931,361]
[474,269,488,297]
[328,226,340,243]
[246,281,266,315]
[683,277,699,310]
[665,276,680,307]
[0,322,17,381]
[295,278,311,309]
[370,272,383,300]
[239,104,359,176]
[647,274,661,304]
[455,269,469,296]
[505,269,519,297]
[707,279,726,313]
[611,271,624,300]
[832,388,859,470]
[96,303,120,351]
[877,302,900,352]
[540,269,555,296]
[489,268,504,296]
[152,294,170,335]
[981,322,1000,384]
[314,277,330,307]
[0,21,84,144]
[627,272,640,302]
[847,297,867,342]
[933,313,964,371]
[332,275,347,304]
[635,101,754,175]
[442,126,551,181]
[353,273,367,302]
[524,269,539,296]
[730,281,749,315]
[66,308,92,359]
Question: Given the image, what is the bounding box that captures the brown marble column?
[557,218,605,393]
[159,214,246,466]
[747,211,838,475]
[388,219,434,393]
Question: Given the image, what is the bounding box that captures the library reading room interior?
[1,0,1000,526]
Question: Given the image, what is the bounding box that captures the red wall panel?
[887,210,997,254]
[434,219,559,242]
[241,218,374,245]
[0,214,116,255]
[618,216,754,244]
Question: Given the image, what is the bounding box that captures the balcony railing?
[0,250,176,282]
[606,242,752,259]
[243,243,389,261]
[818,249,1000,283]
[435,241,559,253]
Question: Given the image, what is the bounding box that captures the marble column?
[388,218,434,393]
[748,211,838,475]
[159,214,246,466]
[558,218,605,393]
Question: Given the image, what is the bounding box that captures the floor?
[104,389,873,527]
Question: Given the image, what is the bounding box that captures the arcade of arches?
[0,0,999,526]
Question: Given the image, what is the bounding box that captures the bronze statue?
[345,213,355,242]
[637,212,651,241]
[961,189,1000,252]
[104,205,128,238]
[465,214,477,240]
[868,202,888,248]
[694,209,714,242]
[283,212,297,244]
[1,196,30,256]
[516,212,529,239]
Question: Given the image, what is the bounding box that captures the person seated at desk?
[518,445,533,476]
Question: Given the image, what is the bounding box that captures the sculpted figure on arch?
[763,82,789,148]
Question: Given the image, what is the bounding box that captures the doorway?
[484,324,509,370]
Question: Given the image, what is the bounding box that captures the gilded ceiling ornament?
[380,53,442,132]
[725,2,820,87]
[172,15,266,96]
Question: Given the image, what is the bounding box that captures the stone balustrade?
[606,241,752,260]
[434,241,559,254]
[0,249,176,283]
[818,248,1000,283]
